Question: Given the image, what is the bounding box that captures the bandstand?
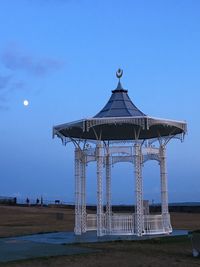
[53,69,187,237]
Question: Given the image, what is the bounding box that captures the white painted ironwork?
[144,215,165,234]
[134,143,144,236]
[74,143,173,236]
[111,213,134,235]
[85,117,146,132]
[86,213,107,232]
[112,155,134,165]
[142,146,160,163]
[53,116,186,143]
[81,152,86,233]
[86,214,97,231]
[108,146,133,155]
[86,213,135,234]
[106,149,112,234]
[86,213,171,235]
[74,148,82,235]
[159,145,171,233]
[96,142,104,236]
[143,147,159,154]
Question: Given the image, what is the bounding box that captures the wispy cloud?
[10,80,27,91]
[0,43,65,109]
[0,74,12,109]
[1,45,64,77]
[0,74,12,90]
[0,74,26,101]
[0,93,9,110]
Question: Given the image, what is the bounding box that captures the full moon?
[23,100,29,106]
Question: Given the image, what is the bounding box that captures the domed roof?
[94,80,146,118]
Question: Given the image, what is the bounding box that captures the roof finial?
[116,68,123,80]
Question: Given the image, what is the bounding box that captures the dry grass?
[0,205,74,237]
[171,212,200,230]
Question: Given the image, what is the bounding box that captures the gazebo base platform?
[10,229,187,245]
[81,213,172,236]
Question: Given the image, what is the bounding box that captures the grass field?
[0,205,74,238]
[0,205,200,267]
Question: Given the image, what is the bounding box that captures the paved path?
[0,238,97,263]
[0,230,188,263]
[15,229,188,244]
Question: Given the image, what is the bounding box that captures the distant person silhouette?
[26,198,30,206]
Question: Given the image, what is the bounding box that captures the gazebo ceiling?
[53,117,186,141]
[53,69,187,141]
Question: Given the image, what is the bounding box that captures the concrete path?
[0,230,188,263]
[15,229,188,245]
[0,238,97,263]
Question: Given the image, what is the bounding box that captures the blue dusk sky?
[0,0,199,204]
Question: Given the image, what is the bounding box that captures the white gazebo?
[53,69,187,236]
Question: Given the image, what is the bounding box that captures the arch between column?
[76,143,172,236]
[142,145,172,235]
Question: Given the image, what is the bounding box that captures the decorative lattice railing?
[86,213,172,235]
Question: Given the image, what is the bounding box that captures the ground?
[0,205,74,237]
[0,205,200,267]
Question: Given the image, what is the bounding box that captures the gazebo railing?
[86,213,134,234]
[86,213,172,235]
[111,213,134,234]
[143,214,172,234]
[86,214,97,231]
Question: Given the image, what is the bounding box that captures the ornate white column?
[106,149,112,234]
[74,147,82,235]
[96,142,104,236]
[159,144,171,232]
[134,143,143,236]
[81,152,87,233]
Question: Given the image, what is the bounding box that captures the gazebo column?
[134,143,144,236]
[159,145,170,232]
[106,150,112,234]
[160,145,171,232]
[74,148,82,235]
[96,142,104,236]
[81,152,87,233]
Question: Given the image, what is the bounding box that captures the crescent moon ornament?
[116,68,123,79]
